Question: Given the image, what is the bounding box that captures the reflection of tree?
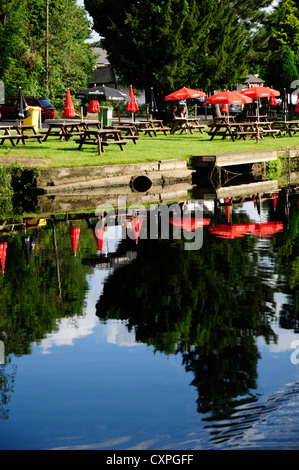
[96,230,277,417]
[274,195,299,330]
[0,221,95,419]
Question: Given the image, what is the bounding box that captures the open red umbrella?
[63,88,76,118]
[126,85,139,121]
[165,87,206,101]
[205,90,252,119]
[240,86,280,118]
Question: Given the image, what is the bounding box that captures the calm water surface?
[0,189,298,450]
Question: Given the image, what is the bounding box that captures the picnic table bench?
[13,125,44,144]
[106,125,141,144]
[133,120,170,136]
[75,129,129,155]
[270,120,299,137]
[170,118,205,134]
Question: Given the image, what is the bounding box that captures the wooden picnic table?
[208,121,280,142]
[270,120,299,137]
[13,124,44,144]
[0,126,23,146]
[42,122,78,141]
[75,128,129,155]
[246,115,268,122]
[108,125,141,144]
[132,119,170,136]
[170,118,205,135]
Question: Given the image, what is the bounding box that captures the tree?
[0,0,96,108]
[84,0,250,112]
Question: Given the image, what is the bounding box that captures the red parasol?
[63,88,76,118]
[69,226,80,257]
[126,85,139,113]
[87,84,100,114]
[205,90,252,120]
[205,90,252,106]
[295,93,299,114]
[240,86,280,118]
[170,216,210,231]
[240,86,280,99]
[0,242,7,274]
[165,87,206,101]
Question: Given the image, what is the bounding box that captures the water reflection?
[0,186,298,449]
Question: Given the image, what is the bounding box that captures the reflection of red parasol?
[131,216,143,243]
[208,224,253,239]
[224,198,231,221]
[251,222,283,237]
[165,87,206,101]
[0,242,7,274]
[170,216,210,231]
[69,226,80,256]
[92,227,104,253]
[63,88,76,118]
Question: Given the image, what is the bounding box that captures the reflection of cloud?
[40,313,98,354]
[106,320,141,347]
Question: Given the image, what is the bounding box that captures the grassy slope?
[0,129,298,169]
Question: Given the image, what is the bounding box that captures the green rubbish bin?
[24,106,41,131]
[100,106,113,126]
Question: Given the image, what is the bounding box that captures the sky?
[76,0,101,42]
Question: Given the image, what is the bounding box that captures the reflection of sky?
[39,225,140,354]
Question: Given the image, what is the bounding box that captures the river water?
[0,186,298,450]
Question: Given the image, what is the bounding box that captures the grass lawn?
[0,128,299,169]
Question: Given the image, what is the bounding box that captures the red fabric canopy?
[165,87,206,101]
[240,86,280,99]
[205,90,252,105]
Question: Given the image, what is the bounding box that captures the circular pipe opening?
[131,175,152,192]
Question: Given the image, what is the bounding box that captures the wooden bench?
[143,127,170,137]
[189,124,205,133]
[120,135,141,144]
[75,138,129,151]
[0,134,23,146]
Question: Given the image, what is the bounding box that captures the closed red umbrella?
[165,87,206,101]
[295,94,299,114]
[126,85,139,121]
[63,88,76,118]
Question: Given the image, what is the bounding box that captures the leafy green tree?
[0,0,96,108]
[84,0,249,112]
